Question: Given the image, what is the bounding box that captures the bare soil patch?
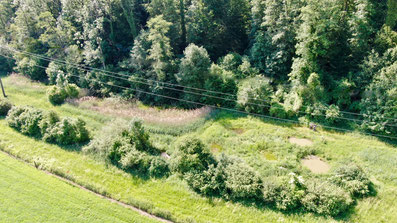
[231,128,245,135]
[68,97,211,126]
[289,137,313,146]
[301,155,330,174]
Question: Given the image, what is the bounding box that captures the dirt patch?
[231,128,245,135]
[301,155,330,174]
[289,137,313,146]
[68,97,212,126]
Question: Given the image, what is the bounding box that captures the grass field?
[0,151,160,223]
[1,74,397,222]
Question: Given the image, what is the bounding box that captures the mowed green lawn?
[1,74,397,223]
[0,152,159,223]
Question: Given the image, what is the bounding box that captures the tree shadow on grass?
[205,194,358,222]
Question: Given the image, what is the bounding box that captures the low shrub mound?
[263,173,353,216]
[43,118,90,145]
[0,99,13,116]
[84,119,170,178]
[7,106,44,137]
[172,138,263,202]
[48,84,80,105]
[6,106,90,145]
[302,180,352,216]
[329,163,372,197]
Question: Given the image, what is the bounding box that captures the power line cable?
[1,53,396,140]
[3,45,396,122]
[3,46,397,126]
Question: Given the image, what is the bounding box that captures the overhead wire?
[1,52,396,140]
[2,45,397,126]
[2,44,396,122]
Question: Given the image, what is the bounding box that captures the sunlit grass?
[0,151,160,223]
[1,74,397,222]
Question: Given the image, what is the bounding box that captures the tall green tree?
[250,0,303,80]
[186,0,251,60]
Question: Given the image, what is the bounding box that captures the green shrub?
[172,137,216,174]
[39,111,60,136]
[222,157,263,201]
[42,117,90,145]
[47,86,68,105]
[6,106,44,137]
[329,163,372,197]
[84,119,165,176]
[263,180,303,211]
[65,84,80,98]
[305,103,341,124]
[120,148,152,172]
[149,157,170,178]
[183,166,225,196]
[237,76,273,114]
[269,103,290,119]
[0,99,13,116]
[301,180,353,216]
[263,175,305,211]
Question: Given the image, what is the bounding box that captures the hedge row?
[6,106,89,145]
[172,137,373,217]
[85,118,373,217]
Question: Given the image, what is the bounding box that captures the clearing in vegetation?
[289,137,314,147]
[0,75,397,222]
[301,155,331,174]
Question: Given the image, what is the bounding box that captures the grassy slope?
[1,75,397,222]
[0,152,160,223]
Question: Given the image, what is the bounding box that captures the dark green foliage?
[149,157,170,178]
[172,137,216,174]
[42,118,90,145]
[0,99,13,116]
[269,103,290,119]
[221,156,263,201]
[329,163,372,197]
[173,138,263,202]
[264,174,353,216]
[263,177,303,211]
[6,106,44,137]
[6,106,90,145]
[360,55,397,134]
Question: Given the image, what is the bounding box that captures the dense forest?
[0,0,396,137]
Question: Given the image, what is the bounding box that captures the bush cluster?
[172,138,263,202]
[84,119,169,177]
[329,163,372,197]
[7,106,44,137]
[263,174,353,216]
[48,84,80,105]
[0,99,13,116]
[172,137,372,216]
[6,106,90,145]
